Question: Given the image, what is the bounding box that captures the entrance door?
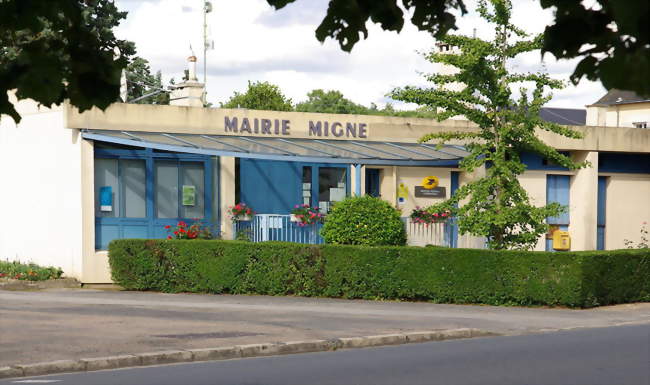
[365,169,381,197]
[153,159,210,238]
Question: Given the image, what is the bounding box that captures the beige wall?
[390,167,454,216]
[0,106,85,279]
[586,102,650,128]
[602,174,650,250]
[65,102,476,144]
[220,157,236,239]
[66,103,650,154]
[569,151,598,251]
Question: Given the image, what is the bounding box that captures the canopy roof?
[82,130,469,166]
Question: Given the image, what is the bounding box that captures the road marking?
[11,380,62,383]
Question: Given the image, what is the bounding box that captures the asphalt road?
[2,290,650,367]
[3,324,648,385]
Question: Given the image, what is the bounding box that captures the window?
[93,158,145,218]
[302,166,312,205]
[318,167,346,212]
[155,161,205,219]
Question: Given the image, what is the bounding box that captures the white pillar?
[569,151,599,250]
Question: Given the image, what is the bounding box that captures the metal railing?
[233,214,324,244]
[403,218,453,247]
[233,214,486,249]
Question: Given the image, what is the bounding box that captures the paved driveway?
[1,289,648,367]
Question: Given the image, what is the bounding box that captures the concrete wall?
[586,102,650,128]
[0,104,84,279]
[66,103,650,154]
[602,173,650,249]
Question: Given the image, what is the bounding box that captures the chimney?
[169,54,204,107]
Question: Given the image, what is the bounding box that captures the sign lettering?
[224,116,368,138]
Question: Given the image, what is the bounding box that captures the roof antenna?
[472,28,477,38]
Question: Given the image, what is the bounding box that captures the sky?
[113,0,606,110]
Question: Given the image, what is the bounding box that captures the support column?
[570,151,599,251]
[219,156,236,240]
[353,164,362,196]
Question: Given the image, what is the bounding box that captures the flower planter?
[290,214,300,222]
[236,215,251,222]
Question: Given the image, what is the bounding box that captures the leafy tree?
[540,0,649,97]
[296,89,369,114]
[220,81,293,111]
[0,0,135,122]
[126,57,169,105]
[390,0,587,250]
[266,0,649,97]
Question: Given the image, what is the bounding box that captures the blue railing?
[233,214,324,244]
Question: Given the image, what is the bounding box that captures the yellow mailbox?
[552,230,571,251]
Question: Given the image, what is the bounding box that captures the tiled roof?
[590,89,649,106]
[539,107,586,126]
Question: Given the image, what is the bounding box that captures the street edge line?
[0,328,497,379]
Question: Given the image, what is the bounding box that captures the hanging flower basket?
[410,206,451,225]
[290,204,323,226]
[228,202,254,221]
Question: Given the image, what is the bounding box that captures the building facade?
[1,93,649,283]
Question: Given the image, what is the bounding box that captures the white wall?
[0,106,84,278]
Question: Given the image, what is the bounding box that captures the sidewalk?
[1,289,649,367]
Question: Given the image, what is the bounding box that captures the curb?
[0,328,496,380]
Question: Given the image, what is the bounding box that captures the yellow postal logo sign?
[421,176,439,190]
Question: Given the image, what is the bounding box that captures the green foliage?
[296,89,370,114]
[295,89,439,118]
[0,260,63,281]
[391,0,587,250]
[267,0,649,97]
[0,0,135,122]
[266,0,466,52]
[320,196,406,246]
[108,239,650,308]
[126,57,169,105]
[541,0,649,97]
[221,81,293,111]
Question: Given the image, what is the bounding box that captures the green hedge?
[108,239,650,308]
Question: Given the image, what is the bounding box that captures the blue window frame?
[597,176,607,250]
[238,159,350,215]
[546,174,570,251]
[94,146,218,250]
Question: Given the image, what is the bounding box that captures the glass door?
[301,164,350,213]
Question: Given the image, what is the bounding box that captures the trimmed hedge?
[108,239,650,308]
[320,196,407,246]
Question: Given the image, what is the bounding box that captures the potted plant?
[410,206,451,225]
[290,204,323,227]
[164,220,213,239]
[228,202,253,221]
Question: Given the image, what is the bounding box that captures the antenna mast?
[203,1,212,106]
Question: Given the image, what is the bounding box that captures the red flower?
[164,225,171,229]
[167,235,172,239]
[173,231,179,235]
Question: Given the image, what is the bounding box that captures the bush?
[109,239,650,308]
[321,196,406,246]
[0,260,63,281]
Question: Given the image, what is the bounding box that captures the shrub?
[321,196,407,246]
[0,260,63,281]
[108,239,650,308]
